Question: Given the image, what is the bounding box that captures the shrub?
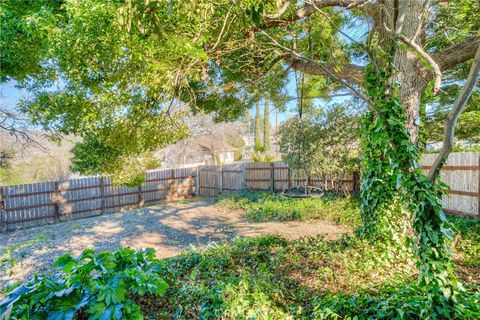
[0,248,168,320]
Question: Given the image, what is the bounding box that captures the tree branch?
[285,54,365,84]
[399,34,442,95]
[259,0,368,29]
[428,45,480,183]
[432,36,480,72]
[260,31,380,113]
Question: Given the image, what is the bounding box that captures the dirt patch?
[0,198,348,287]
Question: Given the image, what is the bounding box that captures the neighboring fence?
[1,152,479,232]
[0,167,196,232]
[197,163,246,196]
[421,152,479,217]
[197,162,358,196]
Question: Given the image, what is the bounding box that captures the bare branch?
[399,34,442,95]
[259,30,381,114]
[428,45,480,183]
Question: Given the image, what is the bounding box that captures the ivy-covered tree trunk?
[360,4,460,315]
[361,64,458,317]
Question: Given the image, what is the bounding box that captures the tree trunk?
[388,0,429,143]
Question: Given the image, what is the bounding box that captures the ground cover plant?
[0,248,168,320]
[216,190,360,226]
[1,194,478,319]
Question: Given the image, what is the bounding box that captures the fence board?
[198,165,221,196]
[421,152,479,217]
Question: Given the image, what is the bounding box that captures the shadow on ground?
[0,197,348,287]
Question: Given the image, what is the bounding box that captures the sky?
[0,80,28,112]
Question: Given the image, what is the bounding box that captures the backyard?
[1,192,479,319]
[0,195,350,286]
[1,0,480,319]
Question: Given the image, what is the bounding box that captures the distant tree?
[280,106,359,191]
[254,102,263,152]
[423,87,480,143]
[263,99,271,153]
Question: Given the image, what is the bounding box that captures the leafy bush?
[450,215,480,267]
[0,248,168,320]
[150,231,478,319]
[217,190,360,226]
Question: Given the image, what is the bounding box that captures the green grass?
[216,190,360,227]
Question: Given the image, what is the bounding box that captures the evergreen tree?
[254,101,263,151]
[263,99,271,153]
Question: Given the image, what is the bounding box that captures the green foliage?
[147,220,478,319]
[361,60,460,315]
[423,88,480,143]
[71,135,162,187]
[254,102,264,152]
[0,248,168,320]
[450,216,480,268]
[263,99,271,153]
[426,142,480,154]
[279,106,360,180]
[217,190,360,226]
[250,151,275,162]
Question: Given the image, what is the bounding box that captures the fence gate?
[197,164,246,196]
[197,165,221,196]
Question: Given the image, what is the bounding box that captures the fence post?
[352,171,360,194]
[270,162,275,192]
[219,165,223,195]
[196,166,200,196]
[287,166,292,189]
[138,184,143,207]
[242,164,247,190]
[99,177,105,214]
[53,181,60,223]
[478,156,480,216]
[0,186,6,232]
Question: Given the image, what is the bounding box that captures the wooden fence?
[0,167,196,232]
[197,162,359,195]
[1,152,479,232]
[421,152,479,217]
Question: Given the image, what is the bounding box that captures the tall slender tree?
[263,99,271,153]
[254,101,263,151]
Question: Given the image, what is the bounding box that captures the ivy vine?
[360,62,462,317]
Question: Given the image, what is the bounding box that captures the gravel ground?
[0,198,348,288]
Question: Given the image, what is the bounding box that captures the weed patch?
[217,190,360,226]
